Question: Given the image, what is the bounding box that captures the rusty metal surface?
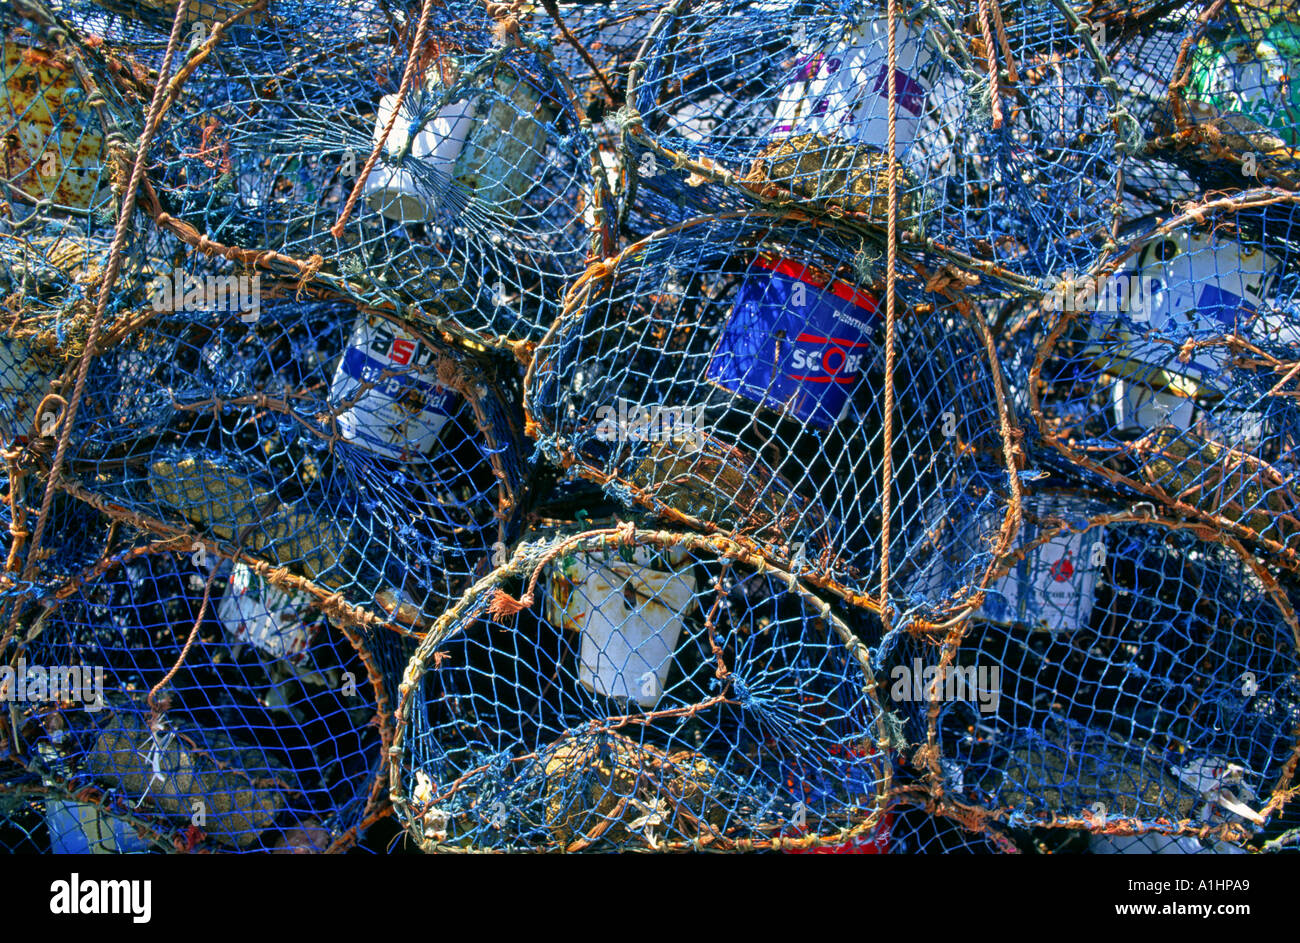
[1,39,107,211]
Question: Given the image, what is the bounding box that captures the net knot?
[295,254,324,298]
[487,587,533,620]
[609,105,644,132]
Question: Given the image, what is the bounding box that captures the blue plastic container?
[707,254,879,429]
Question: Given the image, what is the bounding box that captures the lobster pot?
[392,529,892,852]
[524,213,1012,607]
[757,13,937,223]
[627,1,955,230]
[144,6,607,345]
[10,551,390,852]
[1187,2,1300,148]
[68,300,527,631]
[626,0,1121,279]
[933,517,1300,846]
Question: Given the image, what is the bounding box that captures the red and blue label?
[331,317,459,461]
[707,255,879,429]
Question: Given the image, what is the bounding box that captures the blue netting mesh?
[122,0,609,346]
[391,526,893,851]
[3,548,400,852]
[2,0,1300,854]
[1023,210,1300,564]
[619,0,1126,279]
[524,212,1019,616]
[900,496,1300,849]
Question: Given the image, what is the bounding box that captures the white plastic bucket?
[362,92,475,222]
[913,495,1102,635]
[770,16,936,165]
[548,544,697,707]
[1110,378,1195,434]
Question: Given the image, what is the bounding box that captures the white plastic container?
[217,562,319,666]
[360,61,554,223]
[547,544,697,707]
[914,495,1102,635]
[329,313,458,461]
[1110,378,1194,435]
[1090,229,1279,403]
[770,16,936,168]
[362,92,475,223]
[983,518,1100,636]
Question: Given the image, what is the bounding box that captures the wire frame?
[911,502,1300,848]
[30,297,530,637]
[390,526,893,852]
[4,547,398,852]
[874,799,1020,853]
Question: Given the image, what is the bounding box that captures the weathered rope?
[3,0,195,656]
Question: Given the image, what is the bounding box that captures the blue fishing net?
[2,0,1300,855]
[112,0,611,347]
[916,500,1300,849]
[618,0,1126,280]
[4,548,399,852]
[391,526,893,851]
[525,212,1018,618]
[1024,208,1300,565]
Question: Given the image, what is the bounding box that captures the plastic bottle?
[361,51,557,223]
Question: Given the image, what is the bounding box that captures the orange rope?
[880,0,900,633]
[329,0,437,239]
[977,0,1005,129]
[147,563,217,720]
[3,0,194,656]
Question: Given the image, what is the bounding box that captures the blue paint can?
[706,254,879,430]
[330,314,460,461]
[46,799,152,854]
